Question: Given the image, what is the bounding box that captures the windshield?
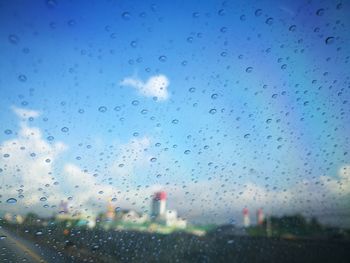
[1,0,350,262]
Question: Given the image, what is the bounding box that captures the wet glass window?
[0,0,350,262]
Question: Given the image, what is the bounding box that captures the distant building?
[243,208,250,227]
[151,191,167,219]
[257,208,264,225]
[164,210,187,228]
[151,191,187,228]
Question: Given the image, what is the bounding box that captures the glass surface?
[0,0,349,262]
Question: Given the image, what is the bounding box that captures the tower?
[243,207,250,227]
[151,191,167,220]
[106,198,115,221]
[257,208,264,225]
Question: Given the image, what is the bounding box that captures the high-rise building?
[151,191,167,219]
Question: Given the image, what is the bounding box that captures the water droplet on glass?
[46,0,57,9]
[150,157,157,163]
[18,74,27,82]
[184,150,191,155]
[265,17,273,25]
[325,37,334,45]
[67,19,76,26]
[159,55,167,62]
[61,127,69,133]
[172,119,179,124]
[6,198,17,204]
[40,197,47,202]
[246,67,253,73]
[98,106,107,112]
[244,134,250,139]
[192,12,200,18]
[189,87,196,93]
[8,34,20,44]
[4,129,12,135]
[122,12,131,20]
[316,8,324,16]
[209,109,217,114]
[47,136,54,141]
[132,100,139,106]
[255,9,262,16]
[289,25,296,32]
[218,9,225,16]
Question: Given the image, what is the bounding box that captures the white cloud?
[0,109,66,214]
[0,109,154,218]
[1,107,349,227]
[0,108,117,217]
[108,136,151,177]
[120,74,169,100]
[12,106,40,120]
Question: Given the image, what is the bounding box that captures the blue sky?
[0,0,350,226]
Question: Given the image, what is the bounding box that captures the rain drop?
[8,34,20,44]
[255,9,262,17]
[61,127,69,133]
[316,8,324,16]
[209,109,217,114]
[18,74,27,82]
[246,67,253,73]
[289,25,296,32]
[325,37,334,45]
[122,12,131,20]
[132,100,139,106]
[4,129,12,135]
[265,17,273,25]
[6,198,17,204]
[98,106,107,112]
[159,55,167,62]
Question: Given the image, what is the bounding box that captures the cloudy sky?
[0,0,350,227]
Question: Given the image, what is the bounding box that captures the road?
[0,227,68,263]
